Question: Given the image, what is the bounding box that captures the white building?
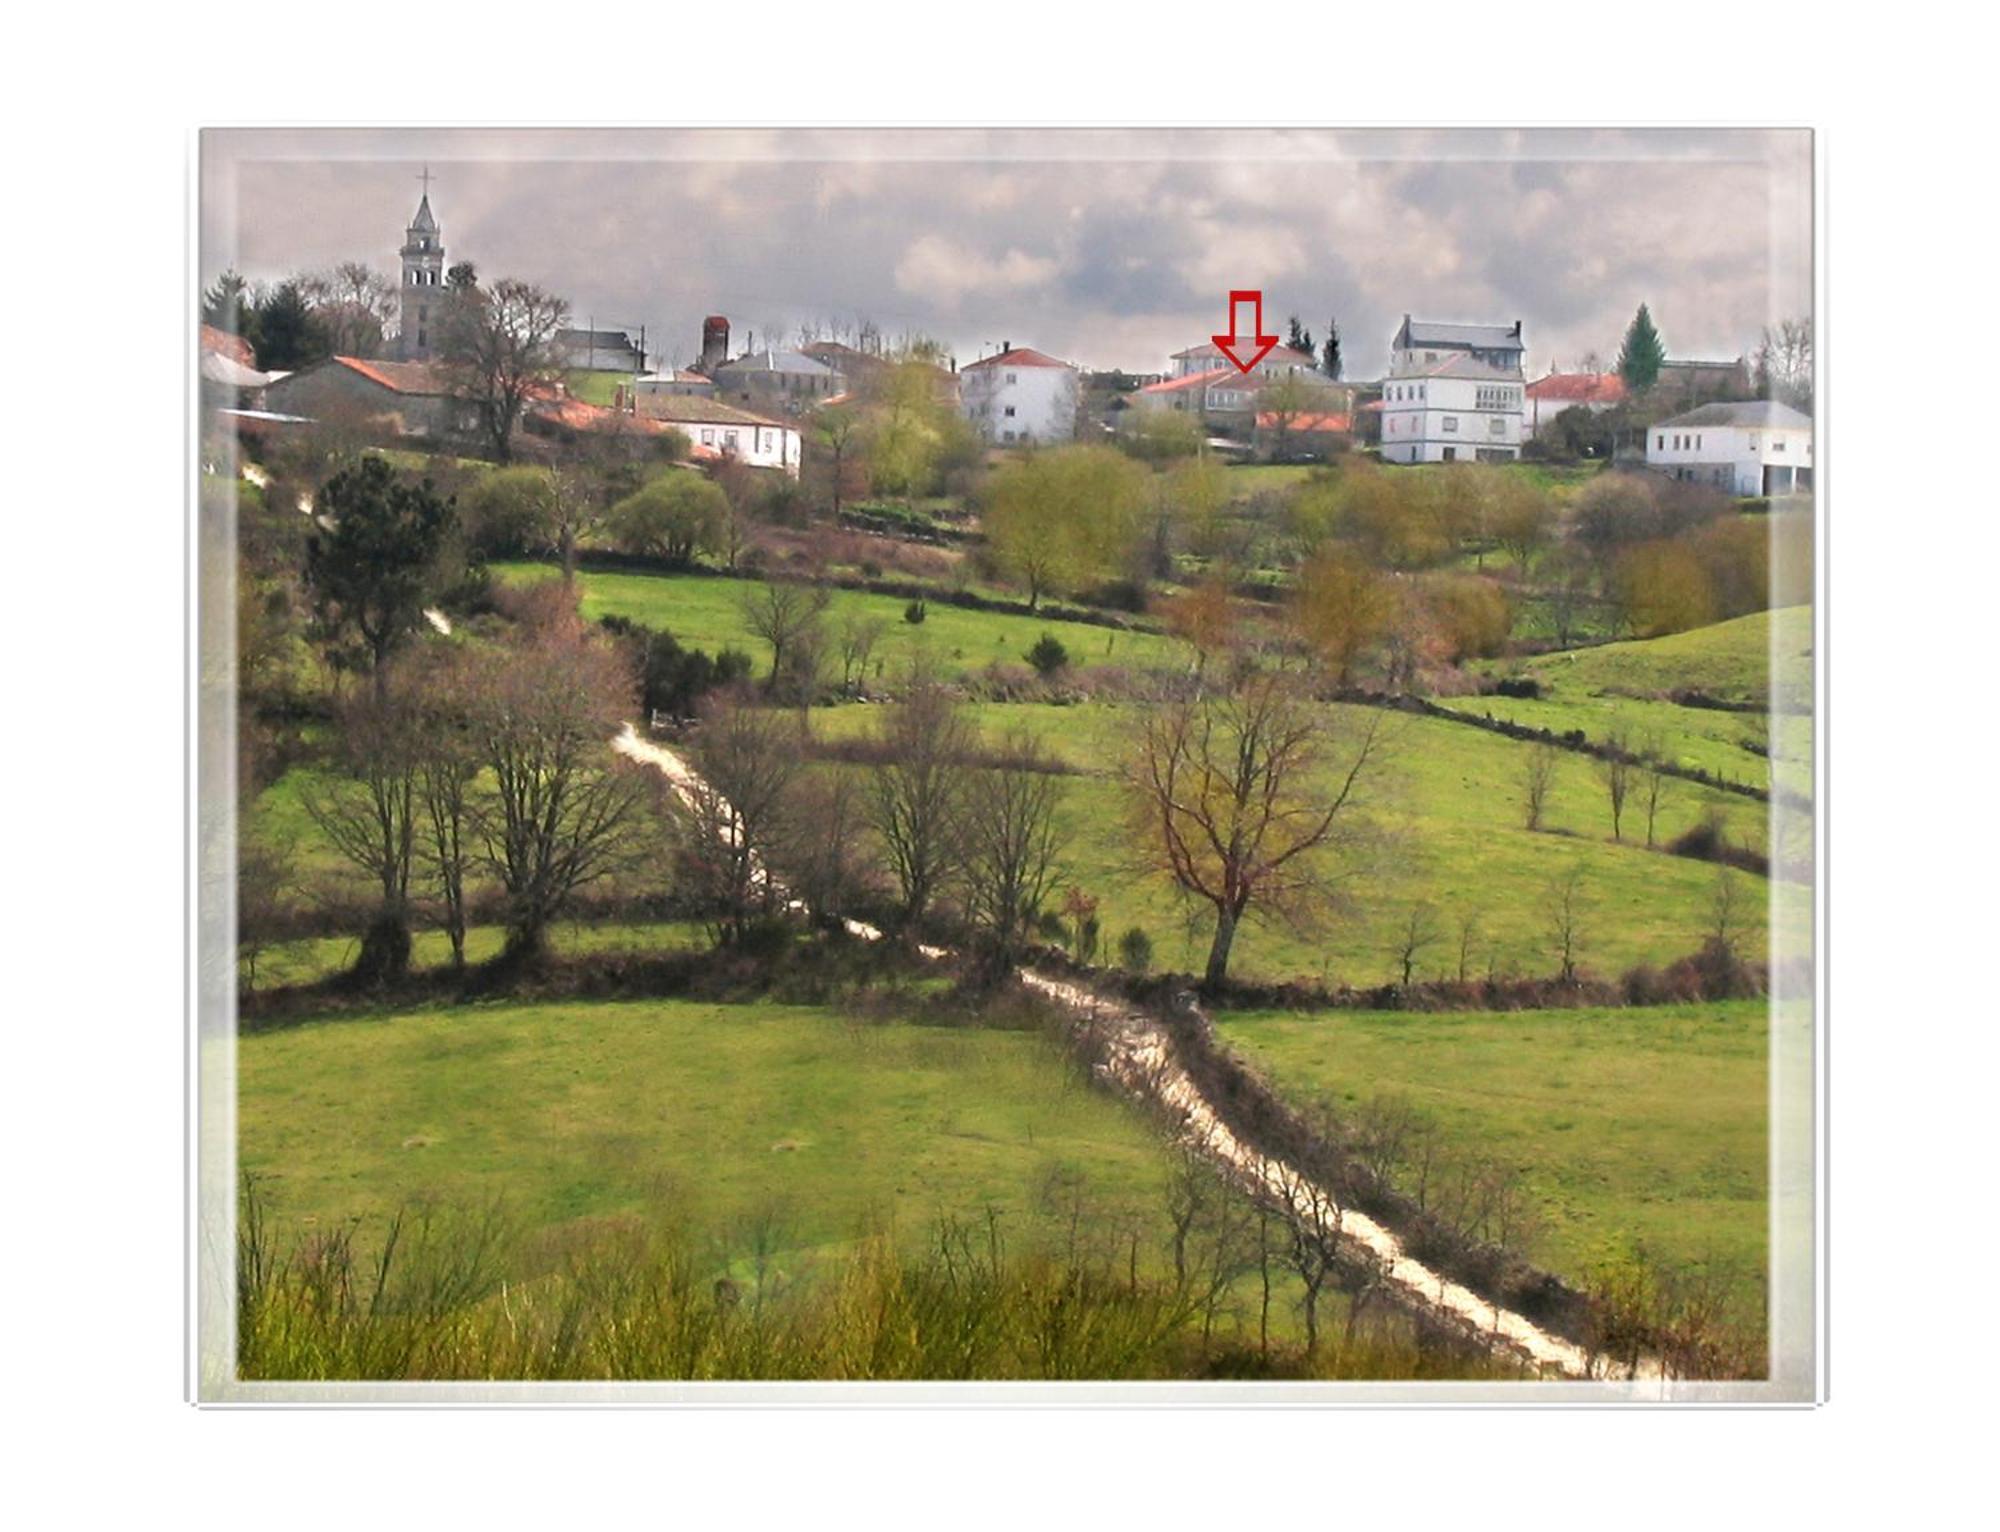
[1167,341,1319,381]
[1379,355,1525,463]
[632,395,801,476]
[1645,400,1813,496]
[959,345,1079,444]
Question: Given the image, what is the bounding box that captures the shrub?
[1494,676,1542,700]
[1117,927,1154,973]
[904,598,927,625]
[1025,633,1071,677]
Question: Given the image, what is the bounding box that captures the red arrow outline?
[1213,289,1278,374]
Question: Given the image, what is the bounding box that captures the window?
[1748,435,1760,451]
[725,431,739,449]
[1442,416,1459,432]
[1006,372,1018,384]
[1004,405,1016,417]
[1489,417,1505,435]
[701,429,715,445]
[1771,438,1786,453]
[1441,446,1457,461]
[1657,434,1665,450]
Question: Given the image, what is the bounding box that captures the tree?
[203,270,251,333]
[437,276,570,461]
[1160,577,1237,682]
[1291,548,1394,688]
[1596,733,1636,842]
[737,580,831,697]
[303,456,458,700]
[865,676,971,932]
[305,262,397,358]
[608,472,728,568]
[1488,475,1556,575]
[1753,318,1813,411]
[834,610,889,695]
[1286,316,1314,359]
[301,688,421,983]
[251,280,328,372]
[1613,540,1717,637]
[1260,373,1319,463]
[1522,739,1562,831]
[465,622,648,965]
[1616,304,1667,392]
[678,689,806,943]
[1125,669,1385,992]
[1322,318,1343,381]
[1025,633,1070,677]
[1122,409,1205,465]
[1543,864,1588,984]
[984,446,1149,609]
[1640,733,1672,849]
[956,733,1069,968]
[446,261,478,292]
[1392,901,1444,987]
[410,651,479,971]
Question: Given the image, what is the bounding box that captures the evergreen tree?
[1616,304,1667,391]
[447,261,478,292]
[1286,315,1314,357]
[1322,318,1343,381]
[202,270,250,333]
[252,280,330,372]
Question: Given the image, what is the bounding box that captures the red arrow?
[1212,289,1278,374]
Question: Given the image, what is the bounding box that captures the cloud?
[202,127,1810,378]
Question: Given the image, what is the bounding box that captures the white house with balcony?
[959,345,1079,443]
[1379,354,1526,463]
[1645,400,1813,496]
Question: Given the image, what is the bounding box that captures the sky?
[201,128,1811,380]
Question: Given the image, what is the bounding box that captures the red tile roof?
[333,355,451,395]
[963,346,1073,371]
[200,324,255,366]
[1527,371,1627,405]
[1256,411,1350,433]
[532,397,680,436]
[1138,368,1230,395]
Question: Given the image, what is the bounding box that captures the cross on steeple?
[417,165,434,196]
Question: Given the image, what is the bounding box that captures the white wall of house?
[961,363,1079,443]
[652,416,801,475]
[1378,376,1523,463]
[1645,423,1813,495]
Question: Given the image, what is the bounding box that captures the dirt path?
[611,722,1655,1384]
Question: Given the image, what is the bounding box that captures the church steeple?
[397,168,445,361]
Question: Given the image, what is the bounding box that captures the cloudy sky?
[202,128,1810,379]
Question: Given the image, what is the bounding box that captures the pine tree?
[252,281,330,372]
[1322,318,1343,381]
[1617,304,1667,391]
[202,270,250,332]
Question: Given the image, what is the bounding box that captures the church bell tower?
[397,169,445,361]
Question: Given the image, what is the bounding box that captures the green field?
[815,699,1788,985]
[242,920,711,989]
[238,997,1183,1283]
[1220,999,1778,1327]
[491,562,1180,681]
[1497,606,1813,712]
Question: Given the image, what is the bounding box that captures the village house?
[1380,317,1527,464]
[558,327,647,374]
[958,345,1079,443]
[1523,371,1627,439]
[708,348,844,417]
[632,394,802,476]
[1652,357,1754,409]
[1167,341,1319,381]
[632,368,717,399]
[1645,400,1812,496]
[261,356,477,440]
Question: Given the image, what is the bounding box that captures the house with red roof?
[1524,371,1627,439]
[261,355,480,440]
[959,344,1079,444]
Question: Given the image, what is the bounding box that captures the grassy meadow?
[490,562,1179,682]
[1219,999,1780,1332]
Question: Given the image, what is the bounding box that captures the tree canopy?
[1617,304,1667,391]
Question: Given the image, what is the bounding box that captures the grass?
[563,369,633,406]
[1219,999,1778,1331]
[490,562,1181,680]
[1496,606,1813,712]
[814,698,1792,985]
[238,996,1184,1280]
[241,920,712,990]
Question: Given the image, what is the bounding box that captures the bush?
[1025,633,1071,677]
[1117,927,1154,973]
[1494,676,1543,700]
[904,599,927,625]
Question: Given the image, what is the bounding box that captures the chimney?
[699,315,729,376]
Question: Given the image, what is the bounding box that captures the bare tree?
[785,769,872,924]
[1454,905,1483,985]
[1640,732,1673,848]
[1543,864,1589,984]
[955,732,1069,967]
[1126,668,1386,993]
[1392,901,1445,987]
[302,689,421,982]
[237,831,298,993]
[1268,1158,1344,1359]
[410,649,480,970]
[678,689,807,943]
[465,622,648,965]
[835,611,889,696]
[1597,731,1636,842]
[1709,866,1748,960]
[737,580,832,697]
[865,676,971,932]
[1522,739,1562,832]
[437,276,570,461]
